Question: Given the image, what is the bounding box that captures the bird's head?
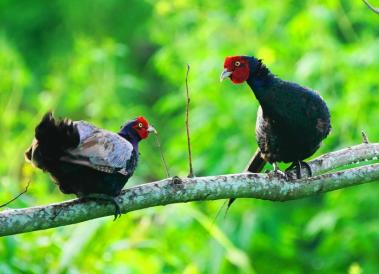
[220,56,254,84]
[119,116,156,141]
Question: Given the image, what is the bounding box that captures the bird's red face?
[220,56,250,84]
[132,116,156,139]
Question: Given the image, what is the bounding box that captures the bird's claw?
[286,161,312,179]
[110,198,122,221]
[273,169,289,180]
[301,162,312,177]
[272,163,289,180]
[82,194,123,221]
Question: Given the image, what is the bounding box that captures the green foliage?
[1,0,379,273]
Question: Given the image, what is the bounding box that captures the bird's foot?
[285,161,301,179]
[285,161,312,179]
[82,193,122,221]
[272,163,288,180]
[273,169,288,179]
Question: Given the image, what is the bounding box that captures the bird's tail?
[25,112,79,166]
[35,111,79,150]
[227,149,266,209]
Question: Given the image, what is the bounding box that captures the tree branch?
[1,143,379,237]
[363,0,379,14]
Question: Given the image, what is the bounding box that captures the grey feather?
[60,121,134,172]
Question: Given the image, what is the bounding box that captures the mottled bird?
[221,55,331,177]
[25,112,156,219]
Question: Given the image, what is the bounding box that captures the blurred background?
[0,0,379,273]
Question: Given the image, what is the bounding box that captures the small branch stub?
[361,130,370,144]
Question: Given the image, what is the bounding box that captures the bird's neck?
[246,58,276,104]
[119,131,141,153]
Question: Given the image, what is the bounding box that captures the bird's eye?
[138,122,143,128]
[235,61,241,67]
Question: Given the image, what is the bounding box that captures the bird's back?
[25,113,136,196]
[265,78,330,135]
[255,77,331,163]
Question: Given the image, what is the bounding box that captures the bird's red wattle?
[230,68,250,84]
[137,130,148,139]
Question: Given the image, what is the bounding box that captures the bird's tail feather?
[35,112,79,150]
[245,149,267,173]
[24,143,34,162]
[27,112,79,166]
[227,149,266,209]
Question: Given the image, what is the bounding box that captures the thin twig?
[363,0,379,14]
[0,180,31,208]
[154,133,170,178]
[185,64,194,178]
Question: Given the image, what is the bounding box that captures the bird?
[220,55,331,207]
[25,112,156,220]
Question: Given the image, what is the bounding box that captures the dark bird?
[221,56,331,206]
[25,112,156,219]
[221,55,331,176]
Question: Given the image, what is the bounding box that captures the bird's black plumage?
[222,55,331,210]
[246,57,331,167]
[25,112,155,218]
[223,56,331,174]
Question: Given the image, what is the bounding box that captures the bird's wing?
[60,121,134,173]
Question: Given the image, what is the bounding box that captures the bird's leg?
[81,193,122,221]
[272,162,288,179]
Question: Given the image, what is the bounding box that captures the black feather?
[245,56,331,164]
[26,112,140,197]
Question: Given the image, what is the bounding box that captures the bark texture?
[1,143,378,237]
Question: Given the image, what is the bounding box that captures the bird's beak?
[147,125,157,134]
[220,68,232,82]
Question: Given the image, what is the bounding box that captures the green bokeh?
[0,0,379,273]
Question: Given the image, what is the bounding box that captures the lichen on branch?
[0,143,379,237]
